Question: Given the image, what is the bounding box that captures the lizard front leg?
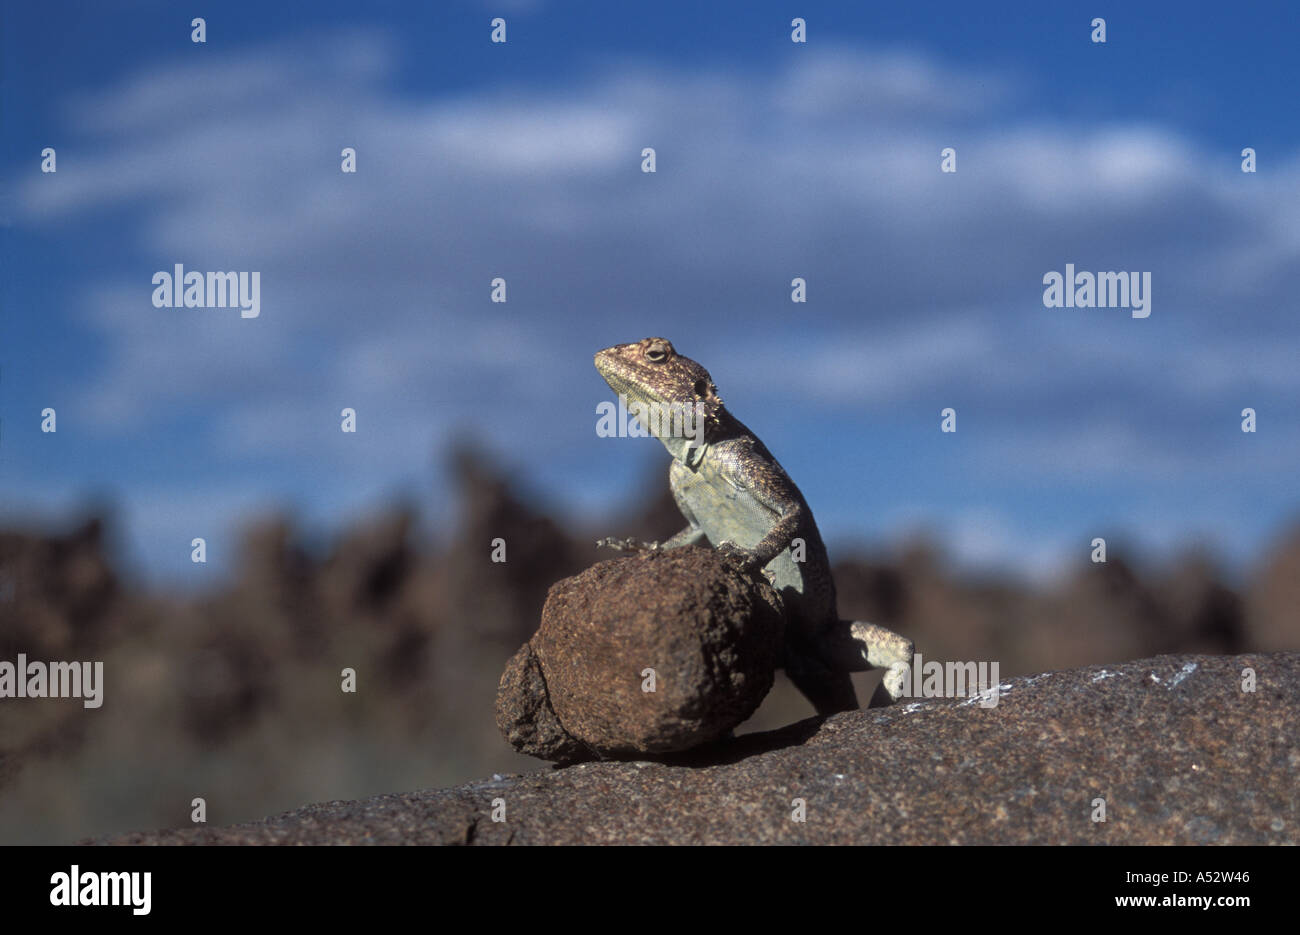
[743,505,800,566]
[600,471,709,553]
[596,524,706,554]
[714,502,799,575]
[703,440,806,573]
[598,467,712,553]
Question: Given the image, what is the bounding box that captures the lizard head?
[595,337,725,443]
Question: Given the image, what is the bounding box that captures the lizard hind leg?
[815,619,914,707]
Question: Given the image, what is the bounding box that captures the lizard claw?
[716,540,763,573]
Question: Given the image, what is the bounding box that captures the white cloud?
[7,30,1299,580]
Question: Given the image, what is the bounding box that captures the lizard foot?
[715,540,764,574]
[878,661,912,702]
[852,621,913,705]
[816,619,914,705]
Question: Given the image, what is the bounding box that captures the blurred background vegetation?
[2,443,1296,844]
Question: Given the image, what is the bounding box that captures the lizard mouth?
[594,350,663,432]
[593,348,636,394]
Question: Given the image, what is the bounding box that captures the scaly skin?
[595,337,913,715]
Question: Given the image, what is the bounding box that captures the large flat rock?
[91,653,1297,845]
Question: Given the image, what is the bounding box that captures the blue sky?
[2,0,1298,585]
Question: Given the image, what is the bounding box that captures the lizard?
[594,337,913,715]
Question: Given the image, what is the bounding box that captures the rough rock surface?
[92,653,1297,845]
[496,547,785,760]
[495,644,588,763]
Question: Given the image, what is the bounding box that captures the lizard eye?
[693,379,709,397]
[646,347,667,363]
